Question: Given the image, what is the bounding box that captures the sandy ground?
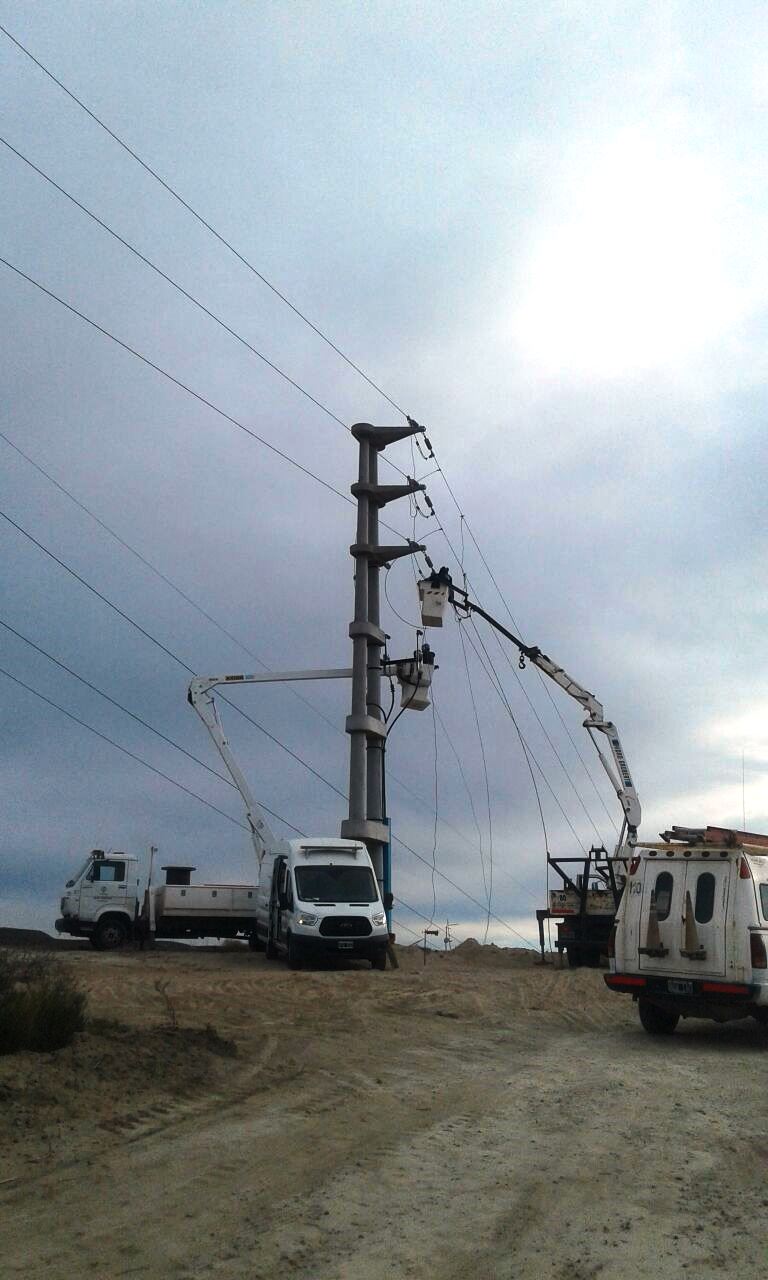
[1,940,766,1279]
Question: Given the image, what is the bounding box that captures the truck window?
[694,872,715,924]
[654,871,673,921]
[91,861,126,883]
[760,885,768,922]
[295,865,378,904]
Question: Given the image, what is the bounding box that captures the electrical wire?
[0,615,232,788]
[456,621,492,938]
[0,136,355,434]
[0,505,348,799]
[0,23,407,417]
[428,698,439,925]
[0,664,302,835]
[0,257,411,545]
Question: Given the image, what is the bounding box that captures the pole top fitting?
[351,422,425,449]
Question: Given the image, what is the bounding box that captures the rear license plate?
[668,979,693,995]
[337,941,354,950]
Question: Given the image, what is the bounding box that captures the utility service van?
[253,837,389,969]
[605,825,768,1034]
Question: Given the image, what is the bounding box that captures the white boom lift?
[187,669,354,864]
[418,570,640,847]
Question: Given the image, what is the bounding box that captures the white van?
[605,827,768,1034]
[253,838,390,969]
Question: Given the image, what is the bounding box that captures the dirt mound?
[450,938,537,967]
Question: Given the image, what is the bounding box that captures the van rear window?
[695,872,716,924]
[760,885,768,922]
[654,871,673,921]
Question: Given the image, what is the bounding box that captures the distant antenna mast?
[742,747,747,829]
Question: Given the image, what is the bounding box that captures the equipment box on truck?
[605,825,768,1034]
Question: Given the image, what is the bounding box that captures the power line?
[0,135,353,435]
[0,665,250,832]
[0,23,407,418]
[0,505,347,798]
[0,256,412,541]
[0,615,232,788]
[456,621,493,937]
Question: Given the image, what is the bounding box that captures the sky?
[1,0,766,947]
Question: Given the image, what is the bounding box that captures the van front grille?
[319,916,371,937]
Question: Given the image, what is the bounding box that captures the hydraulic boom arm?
[447,584,641,844]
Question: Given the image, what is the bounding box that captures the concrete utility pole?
[340,421,426,902]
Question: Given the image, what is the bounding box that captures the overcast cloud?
[1,1,766,946]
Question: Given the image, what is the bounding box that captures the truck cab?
[605,827,768,1033]
[56,849,140,949]
[255,838,389,969]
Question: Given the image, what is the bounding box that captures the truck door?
[270,858,293,950]
[677,860,730,978]
[637,863,685,974]
[79,857,130,919]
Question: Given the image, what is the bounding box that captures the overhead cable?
[0,665,298,833]
[0,23,407,417]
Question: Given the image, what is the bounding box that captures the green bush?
[0,950,86,1054]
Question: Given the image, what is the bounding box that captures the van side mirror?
[383,891,394,911]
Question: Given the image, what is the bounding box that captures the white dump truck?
[605,825,768,1034]
[56,849,258,950]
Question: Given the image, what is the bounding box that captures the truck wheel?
[638,998,679,1036]
[566,946,583,968]
[93,917,128,951]
[287,935,303,970]
[371,950,387,971]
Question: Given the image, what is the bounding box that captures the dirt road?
[1,944,765,1278]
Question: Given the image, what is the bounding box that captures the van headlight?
[372,912,386,926]
[296,913,318,926]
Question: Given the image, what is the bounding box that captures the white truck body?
[254,837,389,969]
[56,850,258,950]
[606,832,768,1033]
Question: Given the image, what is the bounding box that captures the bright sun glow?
[512,130,738,377]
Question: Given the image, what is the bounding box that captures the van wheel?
[287,935,303,970]
[371,950,387,971]
[248,933,264,952]
[93,917,128,951]
[638,998,679,1036]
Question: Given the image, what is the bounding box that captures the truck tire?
[286,934,303,970]
[93,917,129,951]
[566,946,583,968]
[638,998,679,1036]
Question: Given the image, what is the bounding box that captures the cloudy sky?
[2,1,766,946]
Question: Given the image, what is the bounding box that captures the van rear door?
[638,858,729,977]
[678,859,730,978]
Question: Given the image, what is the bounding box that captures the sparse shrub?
[0,950,86,1054]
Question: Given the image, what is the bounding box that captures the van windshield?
[295,865,379,904]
